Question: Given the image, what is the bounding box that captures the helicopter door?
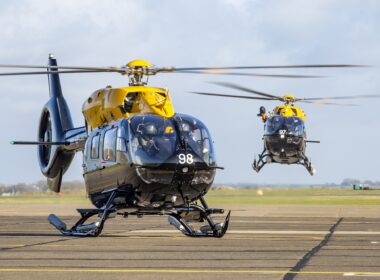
[83,132,103,193]
[96,126,119,189]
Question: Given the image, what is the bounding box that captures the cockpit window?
[127,114,216,167]
[129,115,177,166]
[266,115,283,134]
[266,116,304,136]
[173,114,215,165]
[284,117,304,135]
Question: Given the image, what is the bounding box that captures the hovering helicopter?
[190,82,380,175]
[0,55,364,237]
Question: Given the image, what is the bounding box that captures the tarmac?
[0,205,380,280]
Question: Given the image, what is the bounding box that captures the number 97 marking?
[178,153,194,164]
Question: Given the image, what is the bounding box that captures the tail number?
[178,153,194,164]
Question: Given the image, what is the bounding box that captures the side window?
[91,134,100,159]
[83,137,90,161]
[103,127,118,161]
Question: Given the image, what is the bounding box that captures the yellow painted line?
[0,268,379,275]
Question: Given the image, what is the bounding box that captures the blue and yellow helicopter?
[190,82,380,175]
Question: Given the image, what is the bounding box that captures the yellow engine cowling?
[273,105,306,121]
[82,85,175,130]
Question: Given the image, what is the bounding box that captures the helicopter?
[0,55,364,237]
[190,82,380,175]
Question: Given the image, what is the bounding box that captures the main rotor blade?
[299,100,358,106]
[173,64,367,71]
[190,91,359,106]
[189,91,275,101]
[172,70,324,78]
[0,64,124,72]
[0,70,119,76]
[212,81,282,100]
[298,94,380,101]
[0,64,366,71]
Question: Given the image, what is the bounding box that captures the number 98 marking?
[178,153,194,164]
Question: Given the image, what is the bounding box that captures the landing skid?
[48,190,230,238]
[167,197,231,238]
[252,148,316,176]
[303,156,316,176]
[48,189,118,237]
[252,148,270,173]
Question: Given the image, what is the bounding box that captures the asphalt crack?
[282,217,343,280]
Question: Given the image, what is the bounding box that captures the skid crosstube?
[48,189,231,238]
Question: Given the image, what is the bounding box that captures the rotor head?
[283,94,296,104]
[126,59,153,68]
[125,59,155,86]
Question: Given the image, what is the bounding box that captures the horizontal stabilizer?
[11,141,69,145]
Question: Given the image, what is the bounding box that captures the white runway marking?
[128,229,380,235]
[344,272,380,277]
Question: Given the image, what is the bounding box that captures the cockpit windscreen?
[128,114,216,167]
[265,116,305,136]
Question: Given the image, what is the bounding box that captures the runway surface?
[1,210,380,279]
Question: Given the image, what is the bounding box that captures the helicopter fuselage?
[82,113,217,210]
[263,115,307,163]
[253,113,315,175]
[263,133,306,164]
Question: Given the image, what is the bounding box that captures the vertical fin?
[47,54,74,132]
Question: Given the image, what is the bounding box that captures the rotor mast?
[126,59,154,86]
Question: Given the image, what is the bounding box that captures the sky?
[0,0,379,185]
